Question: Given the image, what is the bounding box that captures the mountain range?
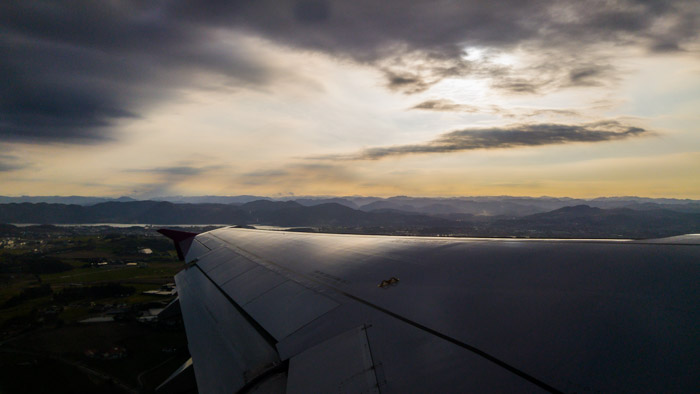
[1,195,698,217]
[0,199,698,239]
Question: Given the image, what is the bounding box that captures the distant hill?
[0,201,249,224]
[150,195,269,204]
[3,195,698,216]
[0,195,136,205]
[357,196,700,217]
[0,200,446,227]
[0,223,19,236]
[292,198,359,210]
[0,200,697,238]
[490,205,700,238]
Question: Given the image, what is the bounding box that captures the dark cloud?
[522,109,582,118]
[242,169,290,179]
[2,1,698,143]
[650,41,682,52]
[378,51,474,93]
[570,68,602,83]
[491,79,542,94]
[385,72,432,94]
[316,121,648,160]
[293,1,331,24]
[567,64,614,87]
[411,99,480,113]
[0,1,274,143]
[170,0,699,94]
[410,99,583,119]
[148,166,206,176]
[208,1,698,57]
[0,154,27,172]
[127,165,222,176]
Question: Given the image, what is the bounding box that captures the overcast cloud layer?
[2,1,699,198]
[2,0,699,143]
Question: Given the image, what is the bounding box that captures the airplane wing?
[159,228,700,393]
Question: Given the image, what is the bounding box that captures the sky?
[1,0,699,199]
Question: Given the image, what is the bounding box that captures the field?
[0,226,194,393]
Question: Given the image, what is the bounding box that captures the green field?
[0,227,189,393]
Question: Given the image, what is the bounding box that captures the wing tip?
[158,228,199,261]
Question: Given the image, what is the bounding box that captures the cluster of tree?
[0,284,53,309]
[0,256,73,274]
[2,282,136,309]
[102,234,173,255]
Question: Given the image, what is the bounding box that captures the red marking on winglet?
[158,229,199,261]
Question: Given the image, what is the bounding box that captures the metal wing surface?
[164,228,700,393]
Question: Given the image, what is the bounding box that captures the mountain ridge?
[1,195,697,217]
[0,200,697,239]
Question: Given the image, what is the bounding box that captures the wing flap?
[175,266,280,393]
[287,326,379,394]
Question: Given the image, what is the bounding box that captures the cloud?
[315,121,648,160]
[410,99,583,119]
[293,1,331,24]
[411,99,481,113]
[128,165,219,177]
[241,169,291,181]
[567,64,615,86]
[239,163,357,186]
[522,109,582,118]
[385,71,434,94]
[491,78,542,94]
[199,1,700,58]
[126,164,224,197]
[2,1,698,143]
[177,0,698,93]
[0,154,28,172]
[0,2,277,144]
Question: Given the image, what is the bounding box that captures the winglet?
[158,229,199,261]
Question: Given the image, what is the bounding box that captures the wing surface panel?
[244,280,339,340]
[196,232,227,250]
[193,245,235,272]
[185,239,344,343]
[203,249,258,282]
[219,266,288,305]
[183,238,210,262]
